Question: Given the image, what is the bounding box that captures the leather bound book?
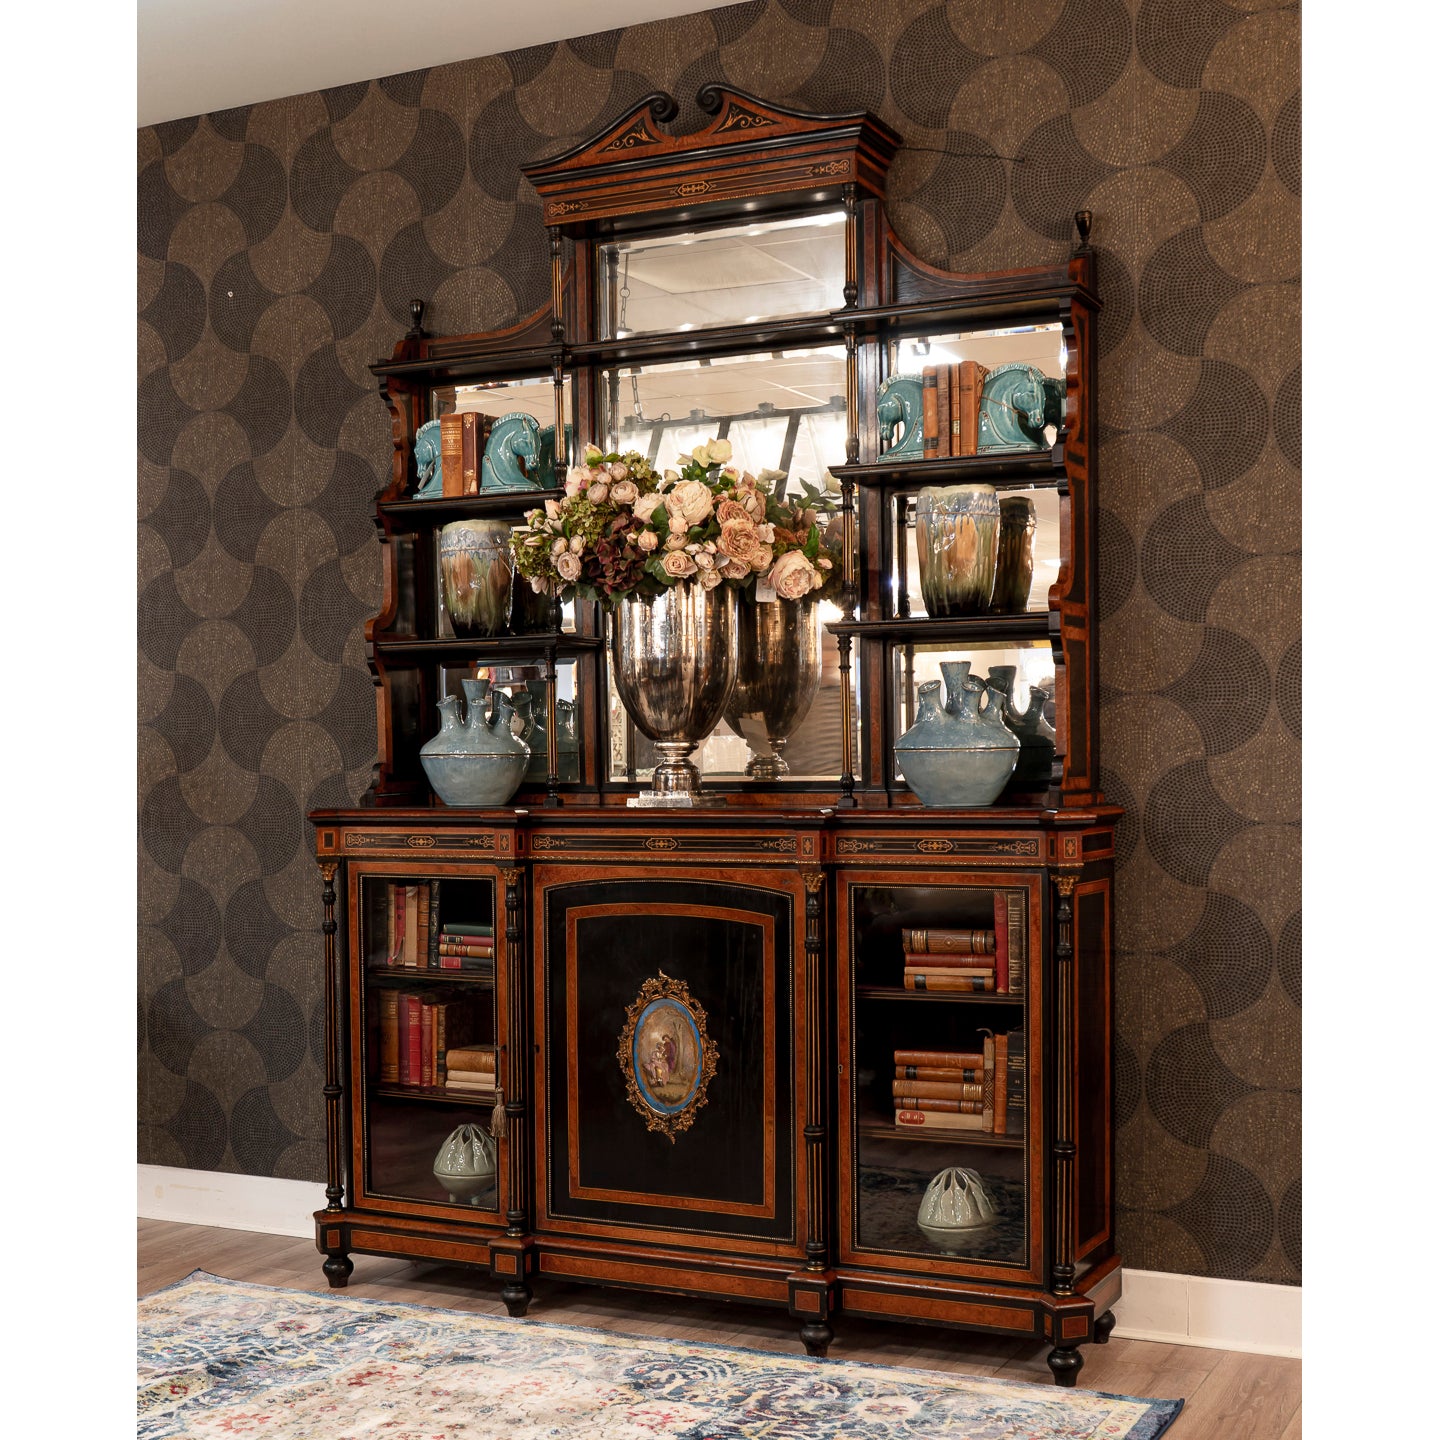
[921,367,940,460]
[901,952,995,971]
[420,998,436,1088]
[895,1109,985,1130]
[439,412,493,496]
[1006,890,1027,994]
[904,972,996,992]
[902,927,996,954]
[891,1097,982,1113]
[956,360,990,456]
[981,1033,995,1129]
[890,1078,983,1102]
[893,1049,985,1069]
[378,989,400,1084]
[897,1064,983,1083]
[993,1031,1009,1133]
[992,891,1010,996]
[936,363,953,458]
[1006,1028,1027,1135]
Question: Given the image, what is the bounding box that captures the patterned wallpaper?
[138,0,1300,1284]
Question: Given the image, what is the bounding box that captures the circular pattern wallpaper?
[138,0,1300,1283]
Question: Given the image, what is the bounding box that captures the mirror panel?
[599,212,847,338]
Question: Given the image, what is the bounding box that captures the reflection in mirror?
[607,609,856,785]
[600,212,847,338]
[891,487,1060,617]
[890,641,1055,783]
[604,348,847,500]
[432,376,573,483]
[440,657,581,784]
[882,323,1065,457]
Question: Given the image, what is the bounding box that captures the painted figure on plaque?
[617,973,718,1142]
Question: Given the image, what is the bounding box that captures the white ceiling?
[137,0,740,127]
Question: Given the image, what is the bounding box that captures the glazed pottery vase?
[611,583,738,801]
[439,520,514,637]
[521,693,581,784]
[723,594,822,779]
[893,660,1019,807]
[419,679,531,808]
[1009,686,1057,788]
[991,496,1036,613]
[915,485,1000,616]
[433,1123,497,1207]
[917,1166,997,1250]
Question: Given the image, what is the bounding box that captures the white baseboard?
[139,1164,324,1240]
[137,1165,1300,1356]
[1113,1268,1300,1357]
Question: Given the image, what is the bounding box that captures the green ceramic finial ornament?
[877,373,927,459]
[976,363,1066,454]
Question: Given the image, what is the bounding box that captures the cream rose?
[636,530,659,553]
[666,479,714,528]
[608,461,629,480]
[610,479,639,506]
[587,481,610,504]
[551,537,568,559]
[661,550,698,578]
[715,499,750,525]
[717,554,752,581]
[769,549,819,600]
[699,566,723,589]
[707,438,733,462]
[690,442,714,467]
[663,531,689,551]
[564,466,589,497]
[555,551,583,583]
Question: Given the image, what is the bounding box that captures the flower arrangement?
[509,437,842,606]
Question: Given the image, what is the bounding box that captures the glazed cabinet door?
[836,866,1046,1286]
[344,859,514,1224]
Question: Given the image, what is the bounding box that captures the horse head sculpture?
[481,412,544,491]
[977,364,1067,454]
[877,373,926,460]
[413,419,444,497]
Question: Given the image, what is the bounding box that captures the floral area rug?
[138,1271,1182,1439]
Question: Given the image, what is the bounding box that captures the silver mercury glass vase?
[611,582,739,804]
[723,594,822,780]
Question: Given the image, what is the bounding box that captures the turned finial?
[1073,210,1093,253]
[407,298,427,338]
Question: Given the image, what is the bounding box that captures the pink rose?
[769,549,819,600]
[661,550,698,578]
[611,479,639,505]
[632,493,665,523]
[636,530,659,553]
[587,481,610,504]
[666,480,714,528]
[715,499,750,525]
[608,462,629,480]
[718,555,752,581]
[699,566,723,590]
[555,551,583,583]
[663,531,689,551]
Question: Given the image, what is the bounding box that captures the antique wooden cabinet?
[312,89,1118,1384]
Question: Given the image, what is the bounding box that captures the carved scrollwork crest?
[616,972,718,1143]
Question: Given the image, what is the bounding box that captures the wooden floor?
[139,1219,1299,1438]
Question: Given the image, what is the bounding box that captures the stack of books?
[892,1030,1025,1135]
[381,881,437,968]
[438,923,495,974]
[444,1045,497,1099]
[376,987,482,1089]
[920,360,990,459]
[901,925,997,992]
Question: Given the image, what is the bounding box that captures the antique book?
[955,360,990,456]
[891,1096,981,1113]
[897,1064,984,1083]
[420,998,436,1088]
[444,1073,497,1093]
[902,953,995,973]
[401,992,424,1085]
[936,362,953,458]
[903,972,995,992]
[981,1033,996,1130]
[1005,889,1027,994]
[895,1108,984,1131]
[387,885,404,966]
[426,881,441,969]
[377,988,400,1084]
[921,366,940,460]
[439,411,493,496]
[890,1078,983,1102]
[445,1045,498,1074]
[434,998,478,1082]
[416,886,430,970]
[992,892,1010,996]
[893,1049,985,1069]
[993,1031,1009,1134]
[444,922,495,937]
[901,927,995,954]
[1006,1027,1027,1135]
[438,939,494,956]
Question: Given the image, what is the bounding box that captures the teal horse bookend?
[482,412,544,491]
[877,373,926,460]
[413,419,444,498]
[535,422,573,490]
[977,364,1067,454]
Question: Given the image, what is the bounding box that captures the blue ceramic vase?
[894,661,1019,807]
[420,679,531,808]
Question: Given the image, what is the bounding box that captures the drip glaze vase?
[419,679,531,808]
[893,660,1019,807]
[611,583,738,802]
[918,1167,997,1251]
[1010,687,1057,788]
[915,484,1000,616]
[991,495,1036,613]
[723,594,822,779]
[439,520,514,637]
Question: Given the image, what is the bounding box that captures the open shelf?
[832,450,1063,490]
[856,985,1026,1006]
